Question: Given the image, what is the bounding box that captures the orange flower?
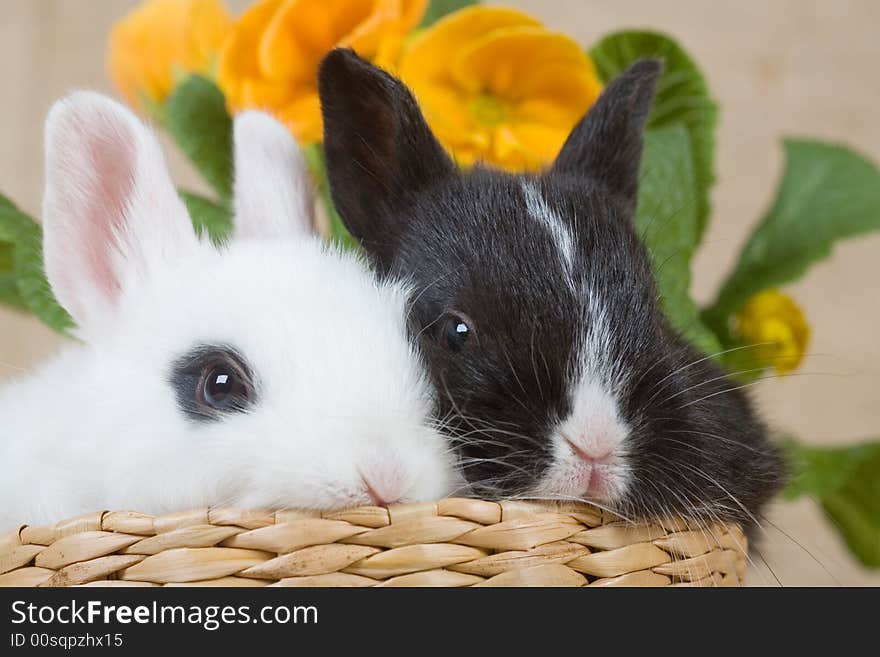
[108,0,233,110]
[398,6,603,171]
[735,290,811,374]
[217,0,427,144]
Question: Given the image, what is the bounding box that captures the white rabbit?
[0,93,457,529]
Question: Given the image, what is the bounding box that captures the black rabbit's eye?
[440,313,474,352]
[201,361,249,410]
[170,346,256,422]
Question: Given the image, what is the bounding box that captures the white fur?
[532,280,631,504]
[533,378,631,503]
[233,111,313,239]
[521,180,575,284]
[42,92,198,331]
[0,94,457,529]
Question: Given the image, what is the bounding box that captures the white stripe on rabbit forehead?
[570,262,625,441]
[520,180,576,282]
[558,296,629,458]
[575,289,624,403]
[519,180,625,447]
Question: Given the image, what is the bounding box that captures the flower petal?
[240,77,300,109]
[258,0,312,81]
[278,91,323,144]
[398,0,428,31]
[450,27,592,98]
[218,0,283,103]
[187,0,236,66]
[260,0,380,80]
[344,0,398,53]
[108,0,232,108]
[506,121,573,169]
[400,6,540,86]
[398,8,603,171]
[735,289,811,374]
[219,0,423,142]
[410,85,476,144]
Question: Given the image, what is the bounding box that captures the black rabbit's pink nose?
[565,435,615,463]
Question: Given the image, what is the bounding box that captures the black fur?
[319,49,785,532]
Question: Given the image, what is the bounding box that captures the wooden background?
[0,0,878,585]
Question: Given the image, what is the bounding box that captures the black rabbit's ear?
[552,59,662,211]
[318,48,455,269]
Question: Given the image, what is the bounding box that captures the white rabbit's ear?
[42,91,197,329]
[232,111,314,240]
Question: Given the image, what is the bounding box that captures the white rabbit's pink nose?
[359,466,408,508]
[363,481,394,508]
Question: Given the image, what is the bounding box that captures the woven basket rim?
[1,498,747,587]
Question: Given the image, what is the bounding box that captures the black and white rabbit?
[318,49,785,532]
[0,92,457,529]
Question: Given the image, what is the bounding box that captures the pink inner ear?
[58,123,137,310]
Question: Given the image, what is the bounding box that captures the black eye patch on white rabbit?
[0,93,458,529]
[319,49,785,533]
[169,345,256,421]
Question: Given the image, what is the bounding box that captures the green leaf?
[0,205,35,310]
[180,190,232,245]
[0,206,74,332]
[14,219,74,333]
[785,440,880,568]
[165,75,233,202]
[419,0,478,27]
[1,190,231,331]
[0,190,17,212]
[141,92,168,127]
[303,144,360,251]
[590,30,718,242]
[704,140,880,333]
[0,241,13,270]
[0,204,37,241]
[0,243,25,310]
[637,125,720,354]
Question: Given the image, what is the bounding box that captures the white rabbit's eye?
[200,360,250,411]
[170,346,255,422]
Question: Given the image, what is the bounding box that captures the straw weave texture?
[0,499,746,587]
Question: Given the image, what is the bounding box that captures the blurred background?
[0,0,877,584]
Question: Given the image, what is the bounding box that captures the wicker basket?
[0,499,746,587]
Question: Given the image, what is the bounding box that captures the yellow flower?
[398,6,603,171]
[735,290,811,374]
[217,0,427,144]
[108,0,233,110]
